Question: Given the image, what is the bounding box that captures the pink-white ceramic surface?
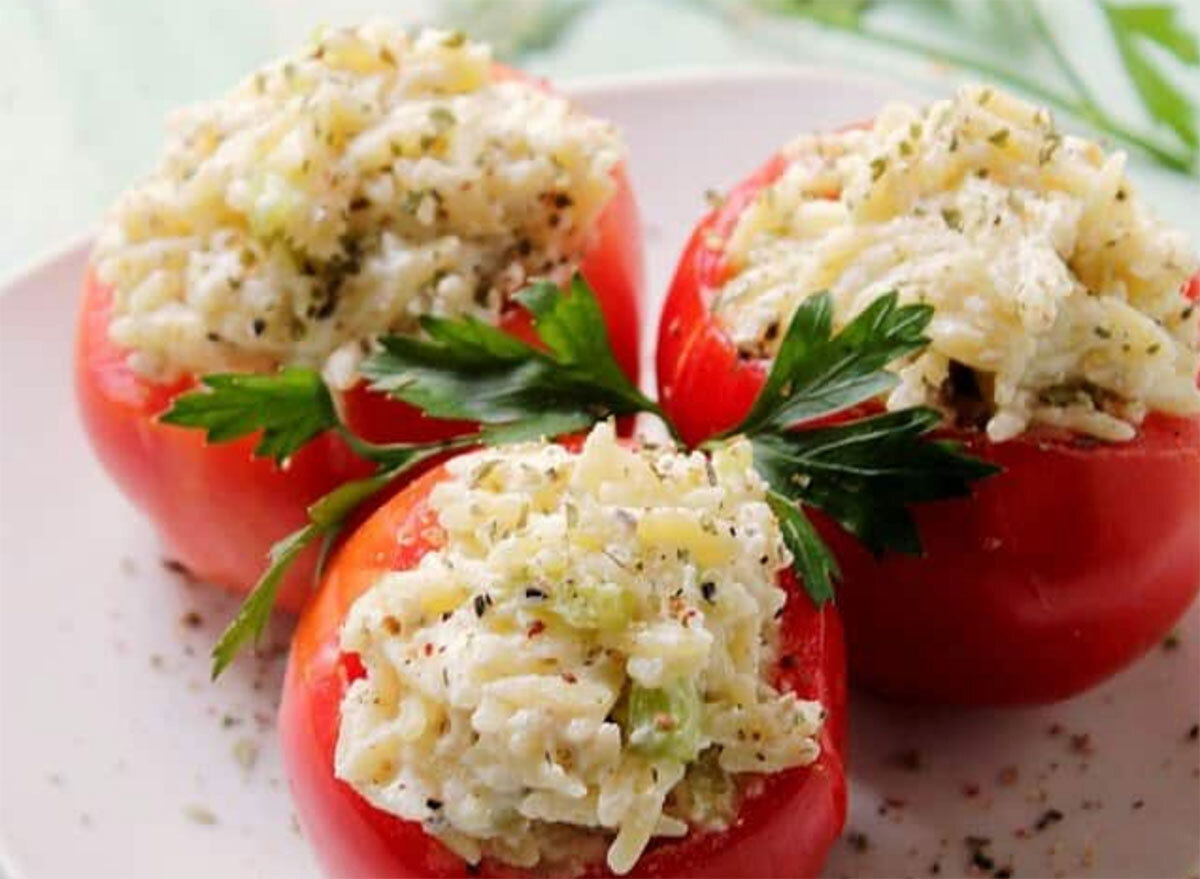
[1,69,1197,879]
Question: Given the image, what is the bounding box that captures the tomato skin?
[74,274,376,612]
[657,152,1200,704]
[656,157,784,448]
[280,463,847,879]
[818,416,1200,704]
[75,141,642,612]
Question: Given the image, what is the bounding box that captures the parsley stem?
[334,426,476,466]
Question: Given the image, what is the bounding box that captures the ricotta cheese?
[714,85,1199,442]
[335,422,823,874]
[92,23,622,385]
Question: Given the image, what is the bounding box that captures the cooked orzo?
[335,422,823,874]
[713,85,1199,442]
[92,23,623,386]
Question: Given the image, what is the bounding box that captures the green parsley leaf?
[1102,3,1197,148]
[160,367,336,464]
[177,271,995,670]
[515,275,639,404]
[361,318,543,421]
[361,273,670,442]
[307,466,408,528]
[751,409,1000,558]
[477,411,596,445]
[715,289,997,604]
[765,491,838,605]
[731,291,932,436]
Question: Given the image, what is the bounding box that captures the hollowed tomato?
[76,82,642,612]
[656,152,1200,704]
[279,462,848,878]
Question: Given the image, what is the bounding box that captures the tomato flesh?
[76,150,642,611]
[656,152,1200,704]
[280,464,848,878]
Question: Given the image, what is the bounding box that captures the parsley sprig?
[706,291,999,604]
[163,276,996,677]
[727,292,932,437]
[163,395,474,678]
[360,275,676,444]
[162,274,660,677]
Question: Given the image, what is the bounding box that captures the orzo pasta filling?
[335,423,823,875]
[93,23,622,385]
[714,85,1199,442]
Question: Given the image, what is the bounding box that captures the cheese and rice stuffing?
[91,23,622,385]
[335,422,823,874]
[713,85,1200,442]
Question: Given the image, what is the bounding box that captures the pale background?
[1,0,1197,283]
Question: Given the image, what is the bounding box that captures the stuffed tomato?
[281,423,847,878]
[657,85,1200,704]
[76,24,642,611]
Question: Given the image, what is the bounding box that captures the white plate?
[1,69,1197,879]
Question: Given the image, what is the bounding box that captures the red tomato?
[280,462,848,879]
[657,153,1200,704]
[76,129,642,613]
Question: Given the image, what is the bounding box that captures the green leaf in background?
[1103,2,1199,148]
[714,0,1199,173]
[1105,2,1200,64]
[438,0,594,60]
[160,367,337,464]
[757,0,873,27]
